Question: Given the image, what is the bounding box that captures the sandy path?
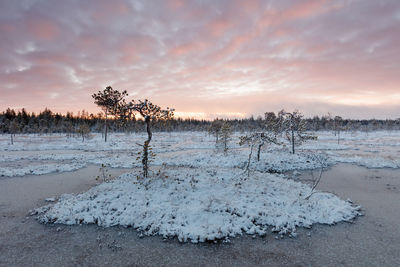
[0,164,400,266]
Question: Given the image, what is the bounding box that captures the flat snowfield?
[1,131,400,177]
[1,131,400,265]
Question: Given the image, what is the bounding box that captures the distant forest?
[1,107,400,134]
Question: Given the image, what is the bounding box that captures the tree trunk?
[224,136,228,152]
[257,141,264,161]
[104,110,108,142]
[142,116,152,178]
[145,116,152,144]
[10,134,13,145]
[291,129,295,154]
[246,144,254,178]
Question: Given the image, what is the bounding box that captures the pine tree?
[122,99,174,178]
[92,86,128,142]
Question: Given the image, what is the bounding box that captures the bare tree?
[125,99,174,178]
[92,86,128,142]
[279,110,316,154]
[239,135,256,177]
[304,153,328,200]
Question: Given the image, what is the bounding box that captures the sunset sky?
[0,0,399,119]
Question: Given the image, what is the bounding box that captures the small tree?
[239,112,282,176]
[257,111,285,160]
[77,123,90,142]
[125,99,174,178]
[92,86,128,142]
[279,110,316,154]
[208,119,224,143]
[63,121,74,138]
[304,153,328,200]
[265,111,284,136]
[220,122,232,153]
[239,135,256,177]
[115,99,136,132]
[9,119,20,145]
[239,131,281,177]
[333,116,344,144]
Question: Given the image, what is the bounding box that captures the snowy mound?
[37,168,360,243]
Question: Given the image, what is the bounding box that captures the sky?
[0,0,399,120]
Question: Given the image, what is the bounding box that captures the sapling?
[304,153,328,200]
[239,136,255,178]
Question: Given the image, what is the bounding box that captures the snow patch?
[36,168,360,243]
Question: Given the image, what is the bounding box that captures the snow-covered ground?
[1,131,399,177]
[36,167,359,243]
[2,130,398,242]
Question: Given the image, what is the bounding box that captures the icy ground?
[1,131,397,242]
[1,131,399,177]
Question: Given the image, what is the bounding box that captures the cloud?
[169,41,208,56]
[27,18,61,41]
[0,0,399,119]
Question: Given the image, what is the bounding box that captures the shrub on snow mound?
[37,168,360,243]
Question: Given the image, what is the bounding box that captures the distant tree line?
[1,107,400,135]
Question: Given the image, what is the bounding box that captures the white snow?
[1,130,399,177]
[37,167,360,242]
[2,131,388,242]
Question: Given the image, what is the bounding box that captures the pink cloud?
[167,0,186,10]
[282,0,329,20]
[77,35,99,49]
[118,36,156,64]
[239,0,262,13]
[27,18,60,41]
[0,23,16,33]
[90,0,131,22]
[206,18,233,37]
[0,0,399,119]
[169,41,208,56]
[208,0,344,62]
